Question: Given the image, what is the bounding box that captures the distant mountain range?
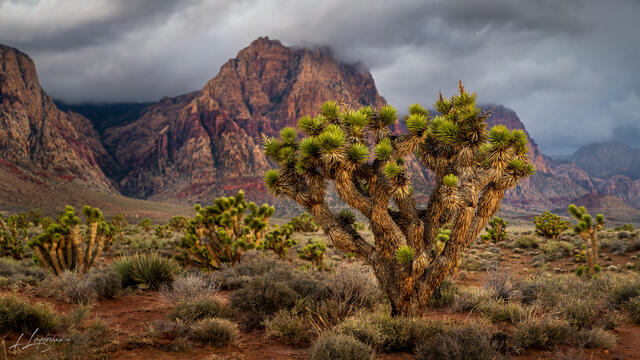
[1,37,638,221]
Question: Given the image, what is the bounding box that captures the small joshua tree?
[287,212,319,232]
[480,217,507,243]
[298,241,327,271]
[534,211,569,240]
[28,206,106,275]
[263,82,533,315]
[568,204,604,276]
[98,222,117,251]
[261,224,296,258]
[139,218,152,233]
[111,213,128,242]
[168,216,189,233]
[0,213,26,259]
[180,190,275,269]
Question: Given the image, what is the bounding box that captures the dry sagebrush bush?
[415,321,498,360]
[188,317,239,347]
[264,309,314,345]
[38,267,122,304]
[161,272,219,302]
[169,298,230,323]
[309,333,373,360]
[0,294,59,333]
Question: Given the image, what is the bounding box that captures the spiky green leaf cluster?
[298,241,327,270]
[395,245,415,265]
[261,224,296,258]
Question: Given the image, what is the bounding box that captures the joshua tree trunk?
[264,83,533,316]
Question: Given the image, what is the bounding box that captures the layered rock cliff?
[0,44,113,192]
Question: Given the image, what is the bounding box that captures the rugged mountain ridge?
[0,44,113,195]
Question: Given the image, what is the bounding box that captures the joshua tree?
[0,213,26,259]
[534,211,569,240]
[139,218,152,233]
[287,212,319,232]
[180,190,275,269]
[111,213,128,242]
[480,217,508,243]
[261,224,296,258]
[263,82,534,316]
[298,241,327,271]
[568,204,604,276]
[28,206,106,275]
[168,216,189,233]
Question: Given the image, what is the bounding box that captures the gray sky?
[1,0,638,155]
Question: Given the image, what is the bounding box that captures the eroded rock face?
[0,44,112,191]
[600,175,640,208]
[104,37,386,201]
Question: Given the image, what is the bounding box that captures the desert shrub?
[188,317,239,347]
[287,271,332,300]
[559,296,613,330]
[339,313,441,353]
[575,328,616,349]
[309,333,373,360]
[475,299,528,324]
[534,240,574,262]
[167,216,189,232]
[328,262,382,312]
[625,295,640,323]
[211,250,285,290]
[483,269,518,301]
[614,223,635,232]
[139,218,152,232]
[113,251,181,289]
[428,277,457,308]
[230,275,297,322]
[0,213,26,259]
[0,257,47,286]
[507,236,538,249]
[287,212,319,232]
[611,276,640,306]
[161,273,218,302]
[261,224,297,258]
[265,309,314,345]
[169,298,229,323]
[38,268,122,303]
[415,321,498,360]
[0,294,59,333]
[52,319,111,360]
[511,317,573,351]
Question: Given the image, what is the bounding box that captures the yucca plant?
[568,204,605,276]
[113,252,181,289]
[28,206,107,275]
[263,82,534,316]
[180,190,275,269]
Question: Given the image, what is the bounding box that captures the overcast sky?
[1,0,638,155]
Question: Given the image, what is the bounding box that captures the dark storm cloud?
[0,0,638,155]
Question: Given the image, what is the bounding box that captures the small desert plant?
[154,224,172,239]
[614,223,635,232]
[328,262,382,313]
[625,295,640,323]
[113,251,181,289]
[38,267,122,303]
[0,212,26,259]
[511,317,573,350]
[168,215,189,232]
[261,224,296,258]
[568,204,605,276]
[298,240,327,271]
[534,211,570,240]
[265,309,314,345]
[415,321,498,360]
[139,218,152,232]
[28,205,107,275]
[188,317,239,347]
[611,276,640,306]
[575,328,617,349]
[428,277,457,308]
[180,190,275,269]
[480,217,507,243]
[507,236,538,249]
[230,275,297,323]
[161,273,218,302]
[309,333,373,360]
[287,212,319,232]
[0,294,59,333]
[169,298,229,322]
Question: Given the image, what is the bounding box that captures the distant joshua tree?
[534,211,569,240]
[568,204,604,276]
[263,82,534,316]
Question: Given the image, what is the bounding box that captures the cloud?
[0,0,638,155]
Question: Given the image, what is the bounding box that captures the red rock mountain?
[0,45,114,204]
